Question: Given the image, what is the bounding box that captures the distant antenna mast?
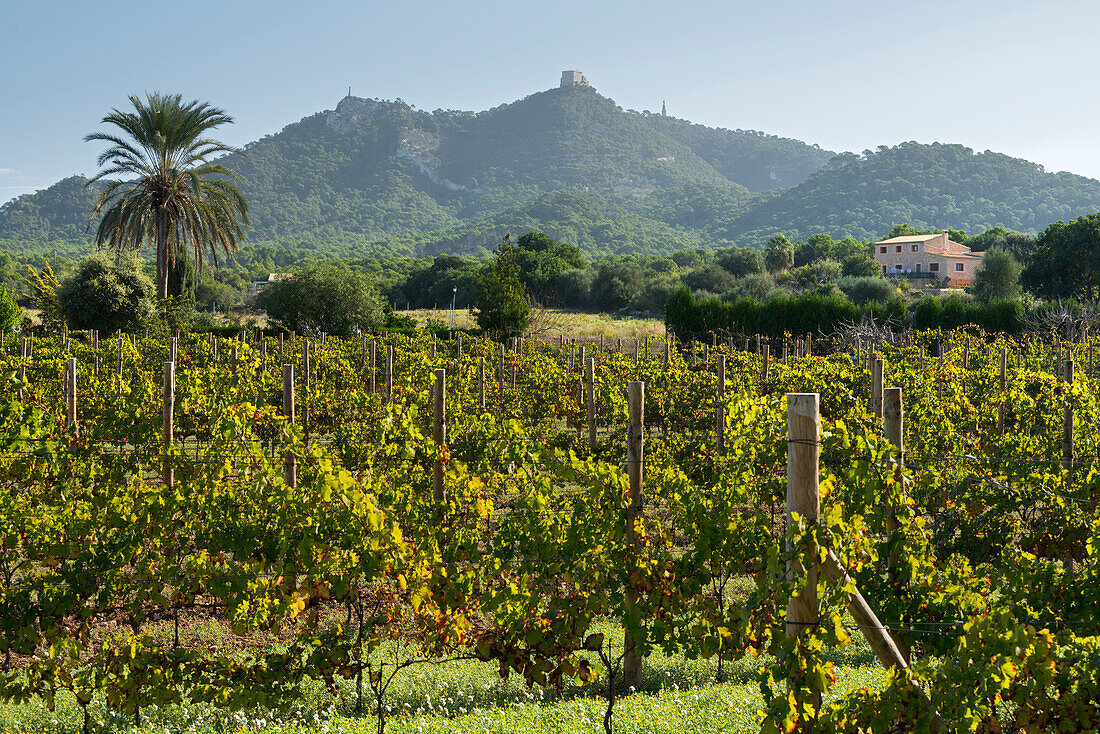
[348,86,352,97]
[661,100,666,117]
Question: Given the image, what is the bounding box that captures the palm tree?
[86,92,249,301]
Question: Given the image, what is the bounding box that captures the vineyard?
[1,326,1099,733]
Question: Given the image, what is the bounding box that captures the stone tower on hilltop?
[560,70,589,88]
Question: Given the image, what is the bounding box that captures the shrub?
[837,276,897,305]
[58,254,154,333]
[260,261,386,335]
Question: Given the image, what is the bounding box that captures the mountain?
[715,142,1100,243]
[2,83,1100,261]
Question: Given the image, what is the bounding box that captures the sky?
[2,0,1099,204]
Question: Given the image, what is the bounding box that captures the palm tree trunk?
[156,216,169,301]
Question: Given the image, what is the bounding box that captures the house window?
[895,264,903,272]
[881,265,887,275]
[912,245,919,252]
[955,263,964,272]
[915,263,922,272]
[895,245,902,253]
[929,263,939,272]
[879,246,887,254]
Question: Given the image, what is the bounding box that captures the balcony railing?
[885,271,937,280]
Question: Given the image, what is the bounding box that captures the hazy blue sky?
[2,0,1098,204]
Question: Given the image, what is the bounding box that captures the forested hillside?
[719,142,1100,243]
[3,86,1100,260]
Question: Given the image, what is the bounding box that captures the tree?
[86,92,250,301]
[513,232,586,303]
[474,235,529,340]
[25,264,62,331]
[260,262,386,335]
[0,285,20,334]
[1022,213,1100,300]
[970,247,1022,301]
[716,247,765,277]
[794,233,835,266]
[683,263,735,295]
[842,252,880,277]
[836,276,897,306]
[764,234,794,273]
[58,254,154,332]
[554,268,594,308]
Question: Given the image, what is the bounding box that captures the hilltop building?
[560,70,589,88]
[873,231,984,287]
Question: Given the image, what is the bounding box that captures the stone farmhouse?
[873,231,985,287]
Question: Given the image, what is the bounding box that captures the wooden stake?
[386,344,394,401]
[716,354,726,455]
[282,364,297,488]
[624,381,645,689]
[1063,359,1074,471]
[162,362,174,487]
[786,392,820,707]
[65,358,77,429]
[369,340,377,393]
[883,388,904,575]
[433,369,446,506]
[586,357,597,454]
[478,356,486,408]
[871,357,884,419]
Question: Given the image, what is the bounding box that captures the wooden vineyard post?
[871,357,884,419]
[883,388,904,576]
[624,381,645,690]
[116,335,124,395]
[433,369,446,507]
[761,343,770,385]
[278,332,284,359]
[937,344,944,402]
[586,357,597,454]
[633,339,639,365]
[478,356,486,408]
[231,346,238,373]
[663,339,670,370]
[369,341,377,393]
[302,343,311,440]
[430,339,436,360]
[386,344,394,402]
[170,337,178,365]
[65,358,77,430]
[17,338,27,384]
[162,362,174,487]
[786,392,820,708]
[282,364,297,488]
[716,354,726,455]
[998,347,1008,435]
[1063,359,1074,471]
